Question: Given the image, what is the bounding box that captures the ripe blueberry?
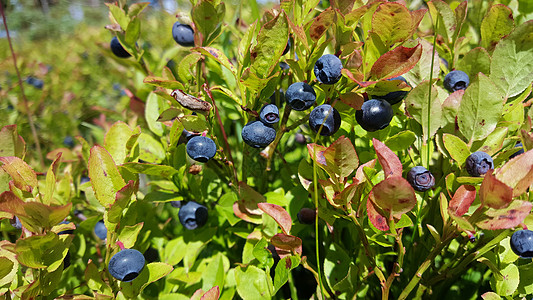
[308,104,341,136]
[509,142,524,159]
[380,76,410,105]
[58,220,75,235]
[406,166,435,192]
[510,230,533,258]
[178,201,208,230]
[170,201,182,208]
[259,104,280,125]
[443,70,469,92]
[465,151,493,177]
[297,208,316,224]
[285,82,316,111]
[10,216,22,229]
[241,120,276,148]
[63,251,71,269]
[283,38,291,55]
[25,77,44,89]
[186,136,217,163]
[108,249,145,282]
[63,136,75,148]
[94,220,107,240]
[355,99,394,132]
[110,36,131,58]
[172,21,195,47]
[314,54,343,84]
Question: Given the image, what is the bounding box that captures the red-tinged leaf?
[410,9,427,36]
[369,44,422,80]
[355,159,377,183]
[372,2,413,47]
[367,197,389,231]
[192,47,237,75]
[520,129,533,151]
[476,200,532,230]
[372,138,402,178]
[369,176,416,217]
[333,182,359,207]
[448,185,476,216]
[143,76,184,90]
[331,0,355,15]
[320,179,339,208]
[442,90,465,125]
[342,69,377,86]
[201,286,220,300]
[339,92,364,110]
[258,203,292,235]
[495,149,533,197]
[107,180,136,228]
[480,170,513,209]
[307,143,327,168]
[271,233,302,256]
[88,145,126,208]
[233,202,262,224]
[237,182,265,215]
[43,152,62,205]
[0,157,37,193]
[0,125,26,158]
[310,8,336,41]
[323,136,359,178]
[287,18,309,50]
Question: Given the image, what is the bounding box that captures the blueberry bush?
[1,0,533,299]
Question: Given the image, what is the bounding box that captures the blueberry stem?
[265,105,292,171]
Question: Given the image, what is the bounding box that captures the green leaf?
[273,256,299,293]
[177,53,202,83]
[192,0,225,45]
[137,133,166,164]
[235,265,272,300]
[164,236,186,266]
[481,4,514,52]
[310,8,336,41]
[179,115,209,133]
[385,131,416,152]
[125,16,141,47]
[120,162,179,177]
[201,254,225,292]
[15,232,70,271]
[427,0,457,44]
[323,136,359,179]
[43,152,62,205]
[0,156,37,193]
[0,242,18,287]
[88,145,126,208]
[143,76,185,90]
[324,242,350,290]
[455,47,491,78]
[0,125,25,158]
[369,44,422,80]
[490,21,533,98]
[127,2,149,18]
[118,222,143,248]
[404,39,440,86]
[443,134,470,165]
[371,2,412,47]
[106,3,129,30]
[490,263,519,296]
[481,292,502,300]
[193,47,237,76]
[457,73,505,143]
[252,238,273,269]
[250,11,289,79]
[120,262,173,298]
[517,262,533,295]
[476,200,532,230]
[145,92,166,136]
[104,121,137,165]
[404,80,442,141]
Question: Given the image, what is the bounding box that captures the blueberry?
[110,36,131,58]
[58,220,75,235]
[94,220,107,240]
[279,62,290,70]
[443,70,469,92]
[179,129,200,144]
[308,104,341,136]
[314,54,343,85]
[283,38,291,55]
[172,21,195,47]
[285,82,316,111]
[297,208,316,224]
[10,216,22,229]
[380,76,409,105]
[355,99,394,132]
[440,57,449,69]
[259,104,280,125]
[510,230,533,258]
[63,251,71,269]
[63,136,75,148]
[170,201,182,208]
[178,201,208,230]
[406,166,435,192]
[25,77,44,89]
[108,249,145,282]
[241,120,276,148]
[186,136,217,163]
[509,142,524,159]
[465,151,493,177]
[143,247,160,263]
[80,176,90,185]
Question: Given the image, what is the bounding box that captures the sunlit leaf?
[448,185,476,216]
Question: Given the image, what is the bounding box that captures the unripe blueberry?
[241,121,276,148]
[406,166,435,192]
[186,136,217,163]
[510,230,533,258]
[465,151,493,177]
[355,99,393,132]
[308,104,341,136]
[314,54,343,84]
[110,36,131,58]
[259,104,280,125]
[172,22,195,47]
[443,70,469,92]
[108,249,145,282]
[178,201,208,230]
[285,82,316,111]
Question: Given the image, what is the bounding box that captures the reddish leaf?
[237,182,265,215]
[310,8,336,41]
[369,176,416,217]
[333,182,359,207]
[233,202,262,224]
[372,138,402,178]
[323,136,359,178]
[410,9,428,36]
[476,200,532,230]
[495,149,533,197]
[520,129,533,151]
[339,92,364,110]
[258,203,292,235]
[307,143,327,168]
[448,185,476,216]
[342,69,377,86]
[369,44,422,80]
[355,159,377,183]
[480,170,513,209]
[201,286,220,300]
[367,197,389,231]
[271,233,302,257]
[372,2,413,46]
[0,157,38,193]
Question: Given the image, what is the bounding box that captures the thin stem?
[312,147,326,300]
[426,16,439,170]
[265,105,292,171]
[0,3,45,170]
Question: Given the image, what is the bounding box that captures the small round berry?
[314,54,343,84]
[355,99,394,132]
[406,166,435,192]
[465,151,493,177]
[510,230,533,258]
[186,136,217,163]
[108,249,145,282]
[110,36,131,58]
[178,201,208,230]
[297,208,316,224]
[259,104,280,125]
[443,70,470,92]
[308,104,341,136]
[241,121,276,148]
[172,22,195,47]
[285,82,316,111]
[94,220,107,240]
